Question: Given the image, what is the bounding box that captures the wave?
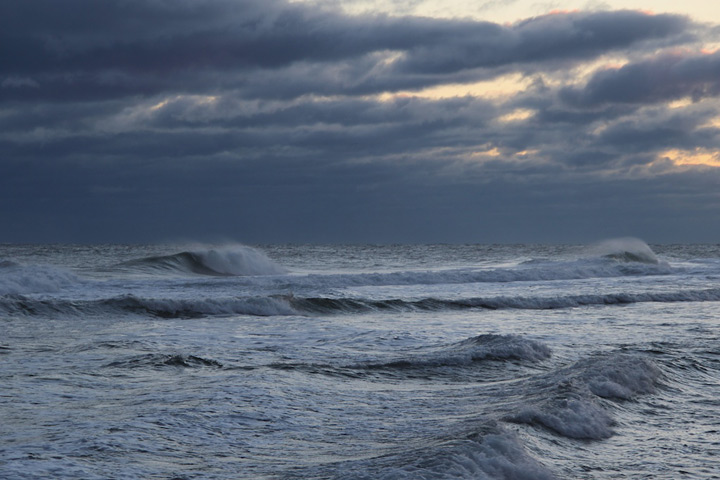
[0,259,20,268]
[3,287,720,319]
[118,245,287,277]
[0,294,296,318]
[104,353,223,369]
[508,353,661,440]
[315,424,556,480]
[358,334,552,371]
[290,288,720,314]
[0,263,80,296]
[589,237,662,265]
[261,257,675,292]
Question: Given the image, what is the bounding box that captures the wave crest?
[589,237,661,264]
[0,263,79,296]
[508,353,662,440]
[120,245,287,276]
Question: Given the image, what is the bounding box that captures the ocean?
[1,240,719,479]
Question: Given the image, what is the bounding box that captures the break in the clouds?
[1,0,719,243]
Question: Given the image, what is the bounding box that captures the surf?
[118,244,287,277]
[588,237,663,265]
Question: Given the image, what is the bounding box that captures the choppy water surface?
[1,240,719,479]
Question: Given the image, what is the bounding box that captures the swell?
[269,334,552,380]
[0,294,296,318]
[280,258,675,289]
[104,353,223,369]
[3,287,720,318]
[290,288,720,314]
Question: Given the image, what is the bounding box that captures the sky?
[2,0,720,244]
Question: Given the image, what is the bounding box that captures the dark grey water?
[1,240,719,479]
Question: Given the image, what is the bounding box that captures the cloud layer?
[2,0,719,242]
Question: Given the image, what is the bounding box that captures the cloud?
[561,50,720,106]
[1,1,694,102]
[395,10,691,74]
[1,0,719,243]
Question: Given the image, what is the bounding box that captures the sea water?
[1,241,719,479]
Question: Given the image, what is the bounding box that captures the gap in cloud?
[659,148,720,167]
[377,73,532,101]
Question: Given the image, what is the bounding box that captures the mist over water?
[1,240,719,479]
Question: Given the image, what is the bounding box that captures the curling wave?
[118,245,287,277]
[589,237,662,265]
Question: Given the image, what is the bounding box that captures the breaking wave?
[0,263,80,296]
[118,245,286,276]
[315,425,556,480]
[589,237,662,265]
[508,353,661,440]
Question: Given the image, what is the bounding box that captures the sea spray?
[588,237,661,264]
[119,244,287,276]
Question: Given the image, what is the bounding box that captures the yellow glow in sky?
[377,73,532,102]
[497,108,535,123]
[311,0,720,24]
[660,148,720,167]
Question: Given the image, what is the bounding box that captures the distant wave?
[589,237,662,265]
[3,287,720,319]
[0,259,20,268]
[290,288,720,314]
[118,245,287,276]
[0,263,80,296]
[264,258,675,292]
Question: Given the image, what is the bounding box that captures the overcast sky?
[2,0,720,244]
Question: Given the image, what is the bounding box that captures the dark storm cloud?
[395,10,691,74]
[596,108,720,152]
[2,0,719,243]
[561,50,720,107]
[1,1,693,101]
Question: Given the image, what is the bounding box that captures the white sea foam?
[0,263,79,295]
[186,245,287,276]
[512,397,615,440]
[581,355,661,400]
[509,353,661,440]
[373,431,556,480]
[588,237,662,265]
[121,244,287,276]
